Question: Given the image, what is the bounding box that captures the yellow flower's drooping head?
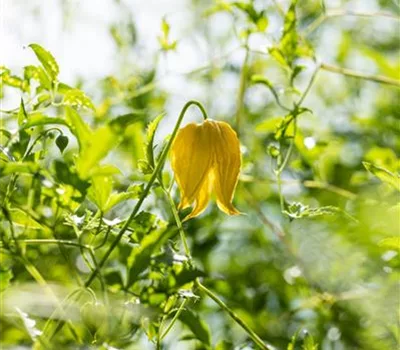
[171,119,241,220]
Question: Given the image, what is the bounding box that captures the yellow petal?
[183,171,212,221]
[211,121,241,215]
[171,122,213,210]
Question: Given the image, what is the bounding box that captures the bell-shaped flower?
[171,119,241,220]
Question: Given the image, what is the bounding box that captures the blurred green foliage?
[0,0,399,349]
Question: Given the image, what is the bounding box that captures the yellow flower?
[171,119,241,220]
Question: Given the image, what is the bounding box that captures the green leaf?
[378,237,400,250]
[17,99,30,157]
[9,208,44,230]
[215,340,234,350]
[158,18,177,51]
[145,113,164,168]
[127,226,171,287]
[268,0,313,70]
[55,135,68,154]
[279,0,298,67]
[1,74,27,91]
[179,309,211,346]
[18,99,27,126]
[138,159,153,175]
[88,175,113,212]
[53,160,90,196]
[108,113,144,132]
[2,162,40,175]
[255,116,284,133]
[29,44,59,81]
[302,333,318,350]
[75,125,120,179]
[173,267,206,291]
[65,107,92,149]
[59,84,95,110]
[0,269,13,293]
[138,113,164,174]
[104,184,144,213]
[284,202,339,219]
[363,162,400,191]
[20,114,68,130]
[128,211,159,241]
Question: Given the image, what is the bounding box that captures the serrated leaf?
[59,84,95,110]
[284,202,339,219]
[29,43,59,81]
[179,309,211,346]
[363,162,400,191]
[55,135,68,153]
[138,113,164,174]
[138,159,153,175]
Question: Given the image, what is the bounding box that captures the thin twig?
[320,63,400,87]
[304,10,400,36]
[236,42,250,133]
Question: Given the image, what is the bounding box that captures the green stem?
[275,66,319,211]
[159,299,187,341]
[195,280,271,350]
[304,10,399,37]
[17,239,91,250]
[84,100,208,288]
[164,188,192,262]
[235,42,250,133]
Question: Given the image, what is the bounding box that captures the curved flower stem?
[195,280,271,350]
[84,100,208,288]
